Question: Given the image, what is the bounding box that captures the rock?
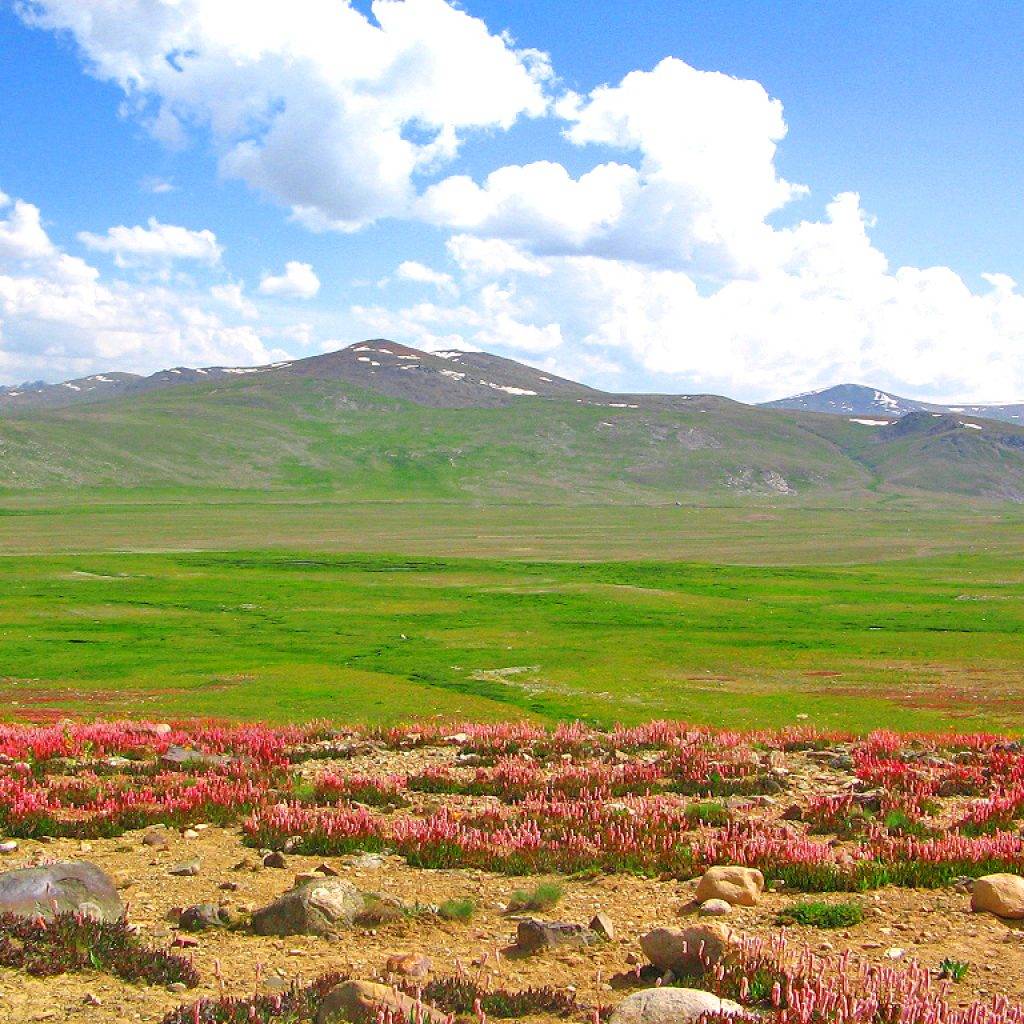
[142,831,169,850]
[781,804,804,822]
[698,899,733,917]
[609,987,745,1024]
[252,878,365,936]
[317,980,448,1024]
[590,911,615,940]
[179,903,231,931]
[385,952,432,978]
[694,866,764,907]
[169,859,200,877]
[0,861,123,922]
[160,744,231,769]
[0,841,18,855]
[515,918,597,953]
[349,853,386,870]
[317,863,340,877]
[640,924,739,976]
[972,874,1024,919]
[263,850,288,869]
[152,723,173,736]
[167,983,188,994]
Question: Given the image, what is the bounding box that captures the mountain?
[761,383,1024,425]
[3,341,1024,502]
[0,340,605,412]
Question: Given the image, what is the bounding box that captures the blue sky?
[1,0,1023,401]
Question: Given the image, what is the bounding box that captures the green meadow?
[2,539,1023,732]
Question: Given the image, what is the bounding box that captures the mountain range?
[2,340,1024,502]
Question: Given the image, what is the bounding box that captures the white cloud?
[20,0,550,230]
[403,195,1024,402]
[394,260,457,295]
[140,176,176,194]
[0,187,281,382]
[423,58,805,277]
[0,198,56,261]
[210,281,257,319]
[258,261,320,299]
[78,218,222,266]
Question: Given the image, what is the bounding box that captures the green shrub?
[684,800,730,827]
[777,900,864,928]
[507,881,563,912]
[437,898,476,922]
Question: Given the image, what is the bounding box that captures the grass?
[507,882,563,913]
[777,900,865,928]
[0,547,1022,730]
[437,898,476,922]
[938,958,970,982]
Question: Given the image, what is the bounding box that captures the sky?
[1,0,1023,402]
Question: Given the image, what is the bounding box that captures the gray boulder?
[610,988,746,1024]
[515,918,597,953]
[252,878,365,936]
[0,861,123,922]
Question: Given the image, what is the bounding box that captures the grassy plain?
[2,532,1022,731]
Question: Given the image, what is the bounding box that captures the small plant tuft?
[437,897,476,922]
[507,881,563,912]
[938,958,969,982]
[777,900,864,929]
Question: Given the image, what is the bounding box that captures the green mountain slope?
[3,365,1024,505]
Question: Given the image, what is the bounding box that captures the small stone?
[168,983,188,994]
[179,903,230,931]
[385,952,432,978]
[317,863,340,877]
[698,899,733,917]
[515,918,597,953]
[0,840,18,854]
[263,850,288,869]
[82,993,103,1007]
[590,911,615,940]
[169,859,200,877]
[885,947,905,960]
[182,829,200,840]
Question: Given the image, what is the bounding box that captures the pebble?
[0,840,17,854]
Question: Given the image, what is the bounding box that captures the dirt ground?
[2,743,1023,1022]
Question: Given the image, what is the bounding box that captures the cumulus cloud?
[78,218,222,266]
[394,260,457,295]
[19,0,550,230]
[210,281,257,319]
[0,187,280,382]
[0,196,55,261]
[258,261,320,299]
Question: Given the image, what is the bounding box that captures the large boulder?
[609,988,745,1024]
[0,862,123,922]
[317,980,448,1024]
[252,878,365,936]
[640,924,739,976]
[971,874,1024,919]
[695,866,764,907]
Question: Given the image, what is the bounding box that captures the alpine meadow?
[4,3,1024,1023]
